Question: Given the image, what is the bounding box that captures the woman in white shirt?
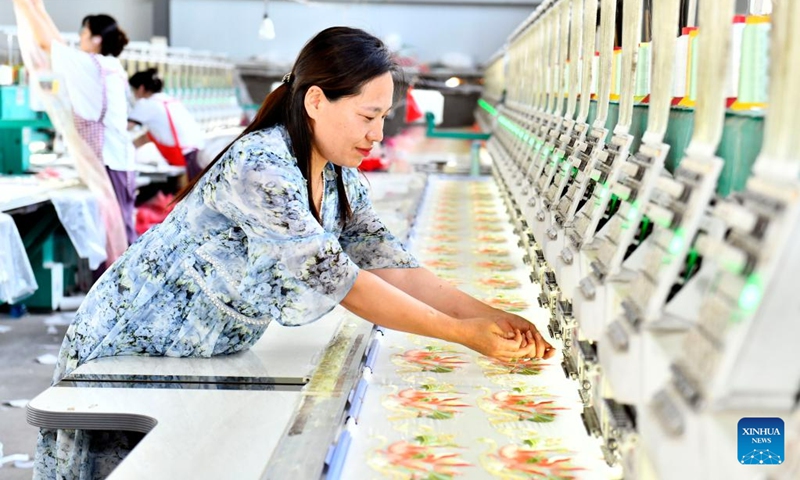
[128,68,205,180]
[13,0,138,245]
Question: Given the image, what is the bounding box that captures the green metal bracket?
[425,112,491,140]
[0,117,53,129]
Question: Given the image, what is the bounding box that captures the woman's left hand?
[492,313,556,359]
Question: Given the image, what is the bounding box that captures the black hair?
[82,14,129,57]
[174,26,398,224]
[129,68,164,93]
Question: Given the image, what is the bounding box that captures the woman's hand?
[491,313,556,360]
[458,317,543,361]
[12,0,43,9]
[342,270,556,361]
[12,0,62,52]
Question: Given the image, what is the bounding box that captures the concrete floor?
[0,312,70,479]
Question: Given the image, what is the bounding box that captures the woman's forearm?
[371,267,500,319]
[342,269,537,360]
[33,0,63,46]
[13,0,63,51]
[369,267,553,359]
[340,269,464,343]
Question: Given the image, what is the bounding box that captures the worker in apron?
[13,0,138,246]
[129,68,205,180]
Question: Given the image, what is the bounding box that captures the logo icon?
[738,417,784,465]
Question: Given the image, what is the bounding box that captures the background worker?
[129,68,206,180]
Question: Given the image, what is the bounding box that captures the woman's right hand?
[15,0,43,9]
[458,317,540,361]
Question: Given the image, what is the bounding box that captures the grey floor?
[0,312,69,479]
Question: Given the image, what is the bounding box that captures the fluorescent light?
[259,14,275,40]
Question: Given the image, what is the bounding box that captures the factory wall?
[1,0,533,67]
[171,0,533,66]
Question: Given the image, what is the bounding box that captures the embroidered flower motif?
[479,390,568,423]
[476,247,510,257]
[370,435,472,478]
[476,234,506,244]
[427,234,460,243]
[483,294,529,312]
[392,347,469,374]
[476,260,516,271]
[477,357,550,376]
[383,386,471,420]
[426,245,460,255]
[475,224,505,233]
[424,259,461,271]
[483,443,584,479]
[478,276,521,290]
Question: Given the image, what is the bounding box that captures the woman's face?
[306,72,394,169]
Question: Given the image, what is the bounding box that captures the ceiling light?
[259,0,275,40]
[445,77,460,88]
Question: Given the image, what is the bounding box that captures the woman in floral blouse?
[34,26,554,479]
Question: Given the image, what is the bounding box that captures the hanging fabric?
[13,4,128,263]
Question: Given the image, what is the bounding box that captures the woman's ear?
[304,86,325,120]
[91,36,102,45]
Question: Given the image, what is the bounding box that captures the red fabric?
[148,133,185,166]
[405,88,423,123]
[359,157,388,171]
[135,191,176,235]
[148,100,186,166]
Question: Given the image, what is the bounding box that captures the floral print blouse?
[51,125,418,383]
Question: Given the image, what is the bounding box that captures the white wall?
[0,0,155,41]
[172,0,531,66]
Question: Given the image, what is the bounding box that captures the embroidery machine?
[487,0,799,477]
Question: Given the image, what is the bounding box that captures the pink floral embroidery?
[386,387,471,420]
[485,390,567,423]
[476,234,506,244]
[476,260,515,271]
[426,245,460,255]
[473,209,497,216]
[428,234,459,243]
[374,437,472,478]
[478,276,521,290]
[483,357,549,376]
[475,224,505,232]
[475,247,510,257]
[484,295,529,312]
[394,347,468,373]
[489,444,583,478]
[424,259,461,271]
